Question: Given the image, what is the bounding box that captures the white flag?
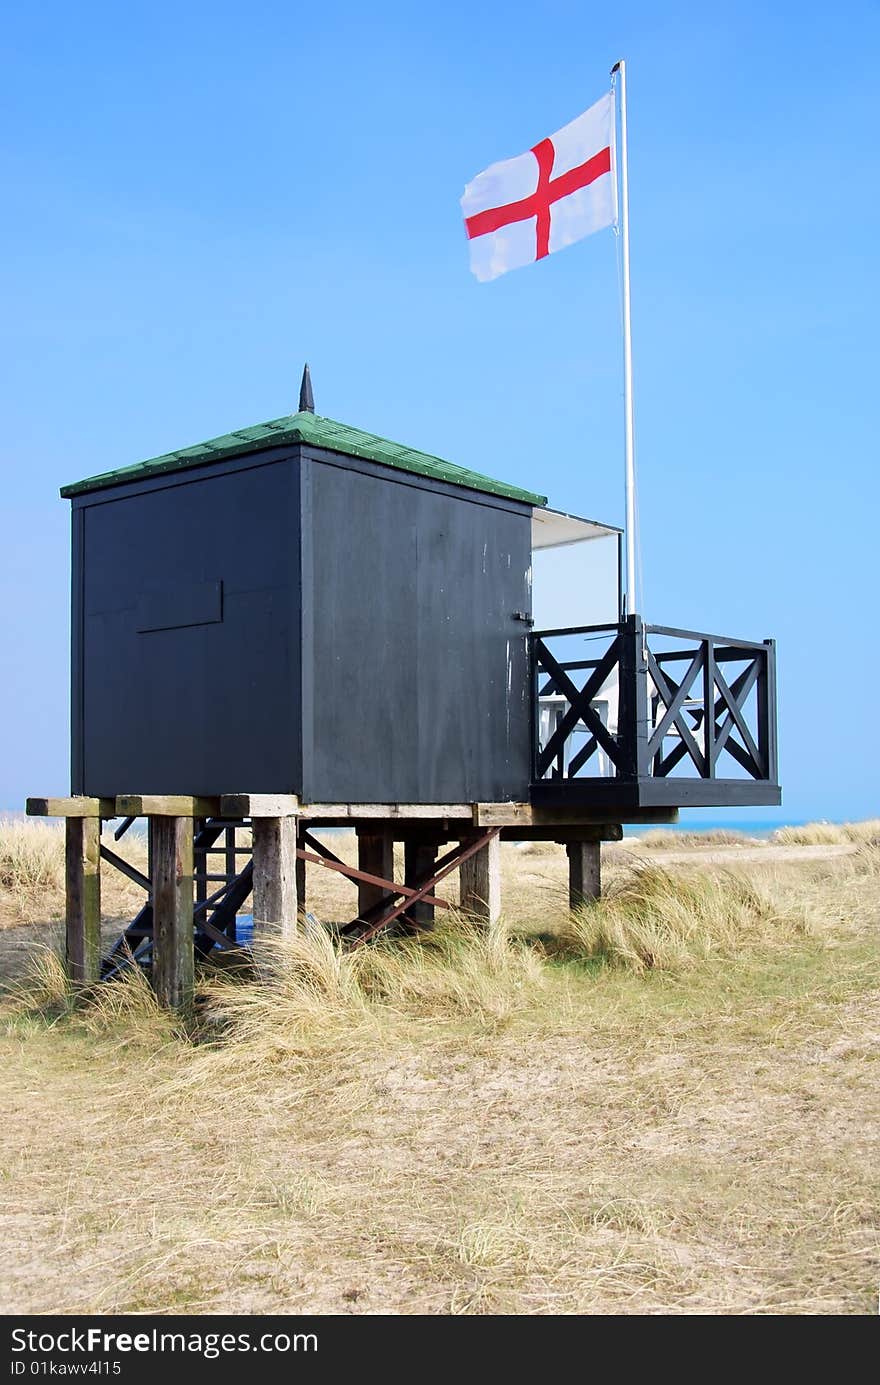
[461,93,616,282]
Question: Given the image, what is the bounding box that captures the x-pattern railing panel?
[531,618,777,787]
[533,632,625,779]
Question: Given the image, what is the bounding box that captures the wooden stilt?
[566,839,601,910]
[404,839,438,928]
[252,816,298,936]
[459,832,502,925]
[295,827,307,919]
[357,829,395,918]
[150,816,194,1011]
[193,816,207,912]
[65,816,102,983]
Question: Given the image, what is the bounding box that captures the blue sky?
[1,0,878,821]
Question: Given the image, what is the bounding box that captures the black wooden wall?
[72,450,302,796]
[299,448,532,803]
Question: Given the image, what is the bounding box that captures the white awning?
[531,507,621,551]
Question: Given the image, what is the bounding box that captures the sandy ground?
[1,836,877,1314]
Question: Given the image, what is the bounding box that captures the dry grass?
[0,823,878,1315]
[771,819,880,847]
[635,828,756,849]
[553,865,811,972]
[0,818,149,928]
[195,916,546,1061]
[0,819,65,917]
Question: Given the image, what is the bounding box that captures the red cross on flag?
[461,93,616,282]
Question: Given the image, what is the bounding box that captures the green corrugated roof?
[60,411,547,506]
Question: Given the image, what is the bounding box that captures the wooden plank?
[645,623,768,652]
[500,824,623,842]
[150,816,194,1012]
[252,816,298,938]
[472,802,532,827]
[117,795,219,818]
[299,803,473,820]
[567,840,601,909]
[357,830,395,917]
[65,816,102,983]
[28,796,115,819]
[219,793,300,819]
[459,833,502,925]
[633,778,780,807]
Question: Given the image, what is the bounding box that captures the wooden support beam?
[530,806,678,826]
[357,829,395,918]
[252,816,298,937]
[295,828,307,919]
[472,802,532,827]
[150,816,194,1012]
[459,832,502,926]
[404,840,438,928]
[566,840,601,911]
[118,795,219,818]
[29,796,115,819]
[65,816,102,983]
[500,824,622,843]
[220,793,300,818]
[299,803,472,820]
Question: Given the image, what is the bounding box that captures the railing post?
[703,637,716,778]
[528,632,539,783]
[618,615,648,780]
[758,639,778,784]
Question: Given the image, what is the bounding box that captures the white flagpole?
[611,59,637,616]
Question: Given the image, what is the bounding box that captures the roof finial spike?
[298,362,315,414]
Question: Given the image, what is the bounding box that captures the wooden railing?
[530,616,778,791]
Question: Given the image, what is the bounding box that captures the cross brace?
[349,828,502,946]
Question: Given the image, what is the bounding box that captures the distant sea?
[624,818,795,839]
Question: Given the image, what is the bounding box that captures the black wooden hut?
[26,375,782,1006]
[61,379,780,816]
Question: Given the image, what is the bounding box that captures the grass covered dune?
[1,820,878,1315]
